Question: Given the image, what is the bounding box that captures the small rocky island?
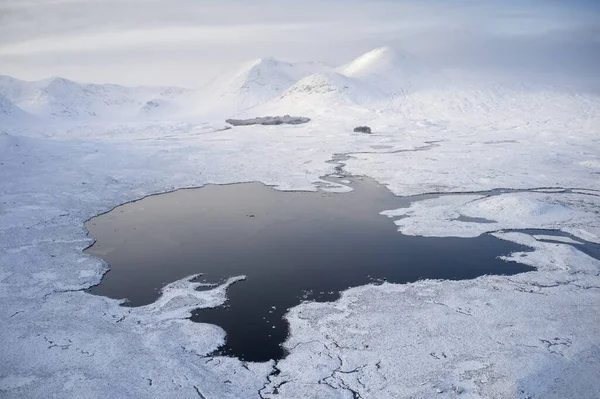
[226,115,310,126]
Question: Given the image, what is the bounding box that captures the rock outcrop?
[353,126,372,133]
[226,115,310,126]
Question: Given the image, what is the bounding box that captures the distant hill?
[0,75,189,121]
[0,47,596,125]
[189,58,331,114]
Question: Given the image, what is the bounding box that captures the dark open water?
[86,177,534,362]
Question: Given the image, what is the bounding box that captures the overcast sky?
[0,0,598,87]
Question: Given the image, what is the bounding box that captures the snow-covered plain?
[1,47,599,398]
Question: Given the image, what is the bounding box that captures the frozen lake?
[85,177,533,362]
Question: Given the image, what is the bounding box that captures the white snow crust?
[381,192,600,242]
[1,47,599,398]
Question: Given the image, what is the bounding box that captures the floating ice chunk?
[132,274,246,322]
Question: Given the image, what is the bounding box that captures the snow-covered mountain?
[189,57,331,114]
[0,47,433,123]
[338,47,421,77]
[336,46,428,95]
[270,71,385,114]
[1,47,596,125]
[0,58,331,123]
[257,47,429,115]
[0,75,189,121]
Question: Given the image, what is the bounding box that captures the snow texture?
[381,192,600,243]
[1,47,600,398]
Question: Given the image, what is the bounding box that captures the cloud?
[0,0,598,87]
[0,24,319,55]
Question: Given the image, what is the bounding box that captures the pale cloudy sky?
[0,0,598,87]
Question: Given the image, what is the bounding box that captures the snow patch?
[382,192,600,243]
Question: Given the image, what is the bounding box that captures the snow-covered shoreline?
[1,48,599,398]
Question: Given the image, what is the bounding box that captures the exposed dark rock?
[353,126,372,133]
[226,115,310,126]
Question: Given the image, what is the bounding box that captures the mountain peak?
[41,76,85,92]
[365,46,395,57]
[237,57,309,84]
[248,57,289,68]
[338,46,414,78]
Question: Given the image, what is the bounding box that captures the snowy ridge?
[336,46,427,95]
[338,46,420,77]
[268,47,423,113]
[0,94,22,116]
[0,58,332,121]
[225,57,329,93]
[0,75,189,121]
[2,48,598,123]
[276,71,385,109]
[0,94,33,124]
[0,48,427,122]
[191,57,331,114]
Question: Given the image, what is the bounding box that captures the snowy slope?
[250,48,433,116]
[0,48,560,124]
[390,81,600,128]
[187,58,331,115]
[0,75,189,121]
[0,48,596,126]
[337,46,427,94]
[0,59,330,122]
[0,93,33,124]
[338,46,418,77]
[256,71,386,116]
[256,48,420,116]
